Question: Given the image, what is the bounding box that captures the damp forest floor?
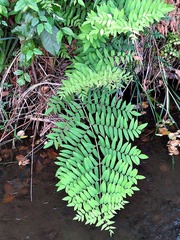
[0,126,180,240]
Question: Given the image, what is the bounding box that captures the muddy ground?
[0,135,180,240]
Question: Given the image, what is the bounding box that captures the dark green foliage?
[161,32,180,62]
[0,0,173,73]
[58,34,135,97]
[45,88,148,235]
[55,0,174,97]
[78,0,174,49]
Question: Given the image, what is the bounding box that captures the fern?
[44,1,173,233]
[39,0,54,14]
[79,0,174,49]
[45,88,148,235]
[59,0,93,28]
[57,0,173,97]
[74,35,135,67]
[58,61,132,98]
[57,37,135,97]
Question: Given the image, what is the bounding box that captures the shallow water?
[0,137,180,240]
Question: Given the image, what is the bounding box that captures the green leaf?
[33,48,43,55]
[57,184,65,191]
[31,17,39,27]
[39,15,47,22]
[132,155,140,165]
[131,111,141,117]
[96,219,104,227]
[56,30,63,44]
[77,163,86,174]
[0,5,7,17]
[136,175,145,180]
[37,23,44,35]
[88,113,95,125]
[44,22,53,34]
[24,73,31,82]
[106,113,111,126]
[85,173,94,185]
[105,136,110,149]
[77,122,89,130]
[44,140,54,148]
[27,0,39,12]
[139,154,148,159]
[14,0,26,12]
[110,156,116,169]
[99,125,105,137]
[45,107,53,115]
[40,26,60,56]
[123,129,129,141]
[78,0,85,7]
[0,0,9,7]
[66,136,77,146]
[83,41,91,52]
[14,69,23,76]
[138,123,148,130]
[17,76,25,86]
[62,27,74,36]
[26,50,34,61]
[124,143,131,154]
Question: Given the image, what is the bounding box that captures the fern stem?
[81,102,102,193]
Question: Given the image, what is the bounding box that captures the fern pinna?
[45,88,148,235]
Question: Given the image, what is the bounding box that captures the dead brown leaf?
[167,145,179,155]
[41,86,49,94]
[158,127,171,135]
[1,91,9,97]
[169,139,180,147]
[16,154,30,166]
[133,55,143,61]
[19,146,28,151]
[2,194,16,204]
[142,101,149,109]
[3,182,15,195]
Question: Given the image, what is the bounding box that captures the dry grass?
[0,55,70,147]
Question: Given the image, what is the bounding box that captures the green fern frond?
[57,0,173,98]
[39,0,54,14]
[59,64,131,97]
[55,0,173,99]
[74,37,135,67]
[46,88,148,235]
[59,0,93,28]
[79,0,174,48]
[58,47,133,97]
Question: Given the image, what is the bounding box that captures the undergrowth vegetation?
[0,0,180,235]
